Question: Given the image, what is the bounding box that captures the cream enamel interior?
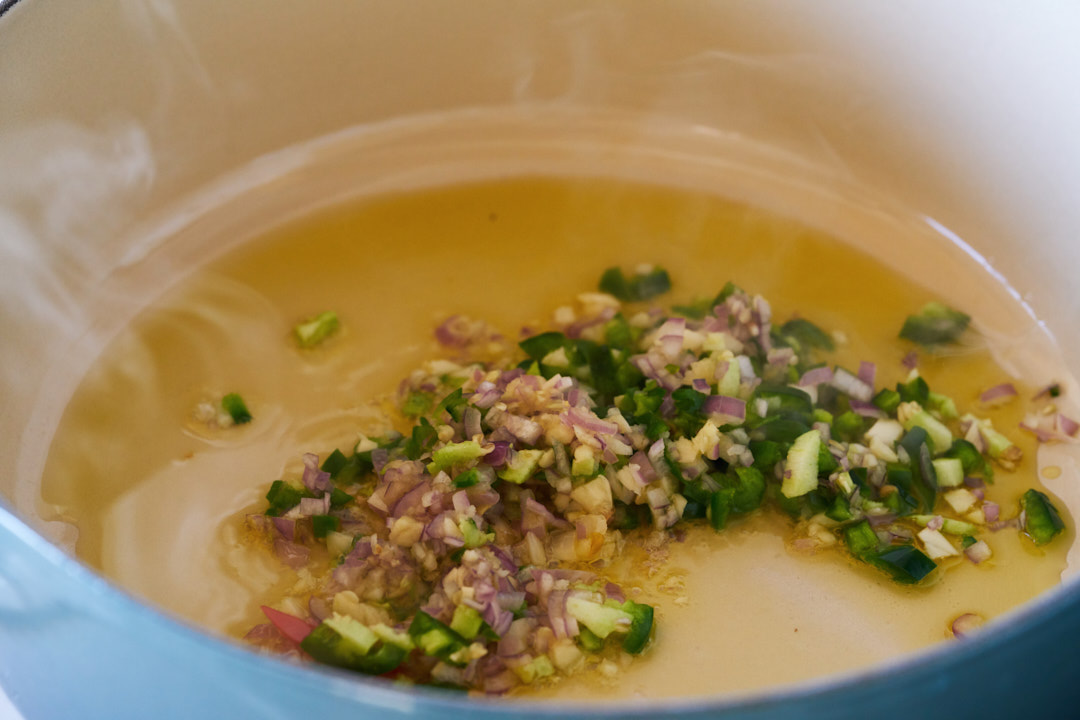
[3,0,1080,709]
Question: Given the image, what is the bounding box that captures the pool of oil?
[38,176,1073,699]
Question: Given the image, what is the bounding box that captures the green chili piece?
[519,331,568,362]
[320,449,349,477]
[899,302,970,347]
[401,391,434,418]
[945,439,988,478]
[265,480,305,517]
[777,318,836,353]
[300,616,410,676]
[435,388,468,422]
[577,626,604,652]
[312,514,341,539]
[826,494,853,522]
[620,600,655,654]
[833,411,865,443]
[428,440,486,474]
[748,440,784,472]
[871,545,937,584]
[599,266,672,302]
[453,467,481,488]
[730,466,766,513]
[897,375,931,404]
[751,417,812,443]
[603,314,636,348]
[221,393,252,425]
[329,487,354,509]
[404,418,438,461]
[873,388,902,415]
[294,311,340,348]
[1021,489,1066,546]
[409,611,470,666]
[844,520,880,557]
[709,488,736,531]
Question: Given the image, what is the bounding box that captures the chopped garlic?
[918,527,959,559]
[943,488,978,515]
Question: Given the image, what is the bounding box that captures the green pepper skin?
[620,600,655,655]
[870,545,937,585]
[709,488,735,530]
[1022,489,1066,546]
[221,393,252,424]
[300,624,408,676]
[408,611,469,665]
[899,302,970,347]
[844,521,937,584]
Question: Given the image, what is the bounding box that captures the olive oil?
[39,176,1072,698]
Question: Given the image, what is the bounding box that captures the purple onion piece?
[301,453,332,493]
[271,516,296,541]
[629,450,658,484]
[656,317,686,338]
[482,670,519,695]
[471,381,501,410]
[647,438,666,465]
[604,582,626,604]
[964,541,992,564]
[979,383,1018,404]
[390,482,429,519]
[297,495,330,517]
[866,512,897,528]
[799,366,834,387]
[849,399,886,418]
[563,406,620,436]
[831,367,874,403]
[434,315,471,347]
[703,394,746,424]
[273,537,310,569]
[503,414,543,446]
[564,309,614,339]
[371,447,389,474]
[951,613,984,638]
[766,347,795,368]
[523,497,569,534]
[308,596,331,622]
[701,314,726,333]
[857,361,877,388]
[483,441,510,468]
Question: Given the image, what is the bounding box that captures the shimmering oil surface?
[39,177,1072,699]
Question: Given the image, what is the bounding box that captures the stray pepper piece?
[619,600,655,654]
[844,520,937,584]
[221,393,252,425]
[408,611,470,666]
[899,302,970,347]
[598,265,672,302]
[300,614,411,676]
[294,310,340,348]
[1021,489,1066,546]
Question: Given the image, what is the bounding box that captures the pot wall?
[2,1,1080,717]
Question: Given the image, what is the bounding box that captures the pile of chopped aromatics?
[240,266,1068,694]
